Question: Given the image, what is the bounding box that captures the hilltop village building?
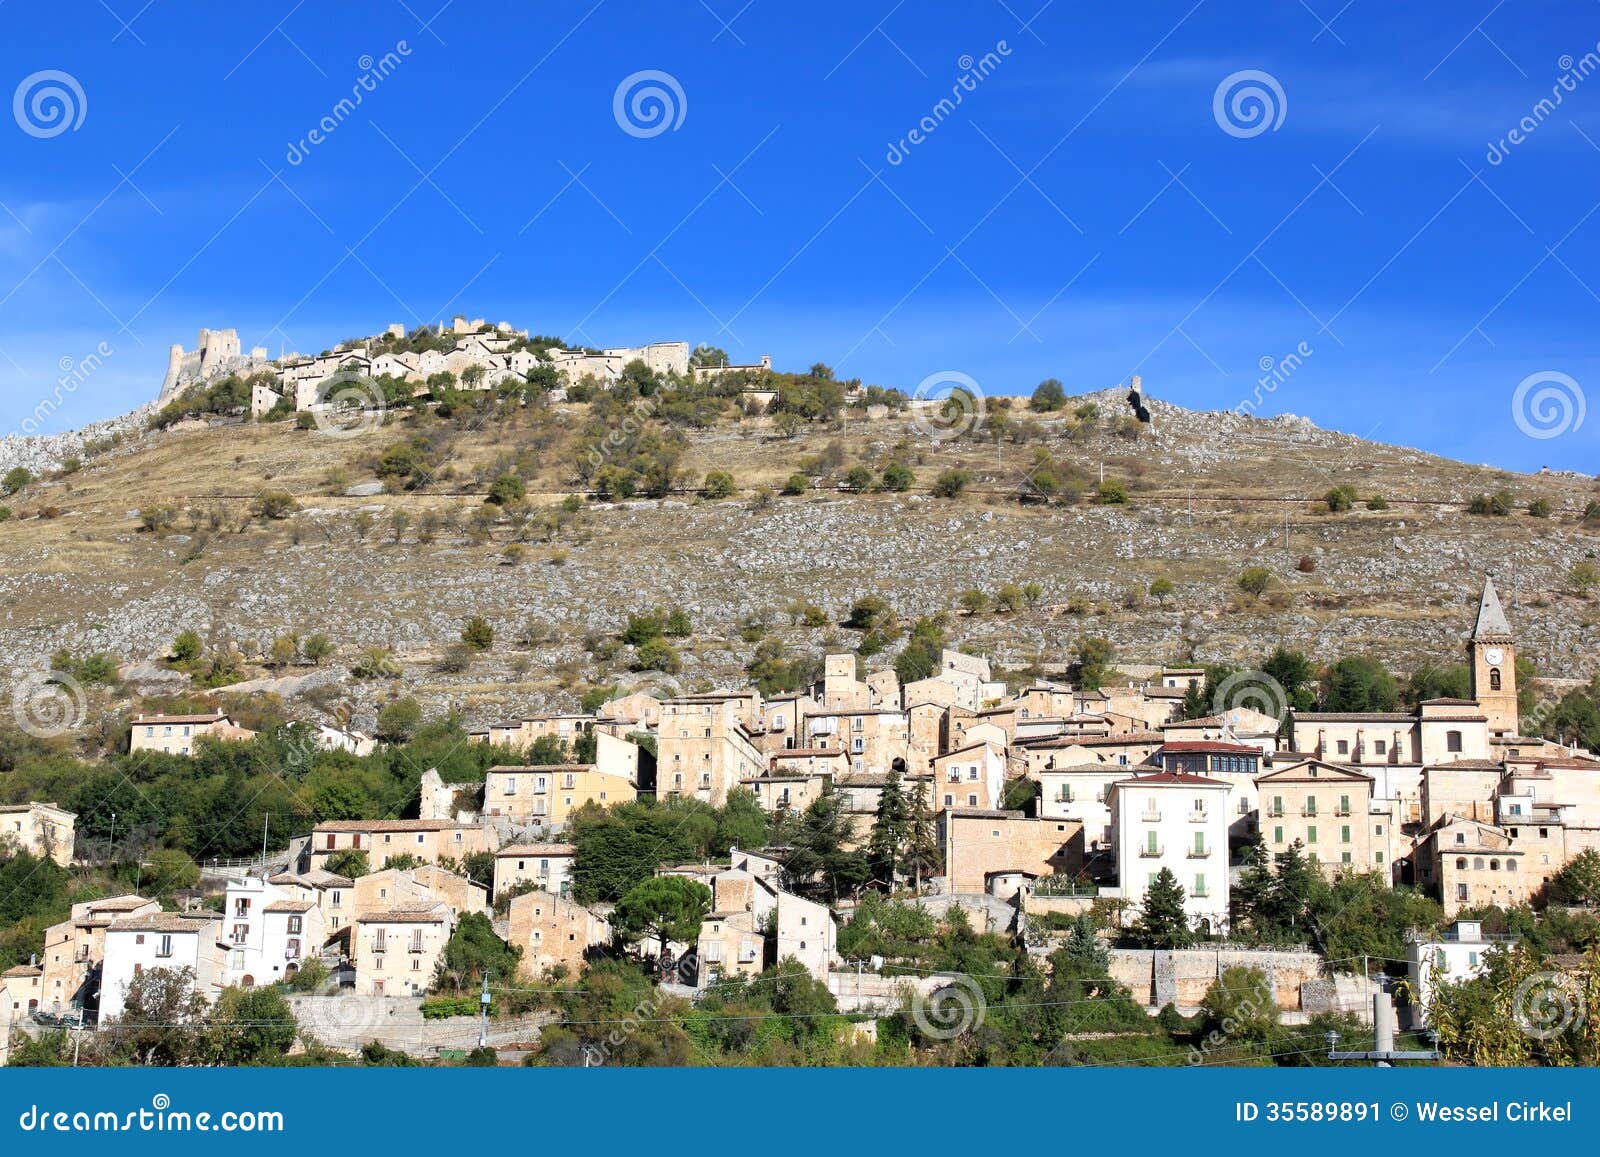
[159,318,777,420]
[33,576,1600,1031]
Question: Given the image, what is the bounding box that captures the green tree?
[958,589,990,616]
[785,788,872,902]
[1149,577,1175,606]
[325,849,370,878]
[634,637,681,673]
[1096,479,1129,505]
[376,697,422,743]
[845,596,893,631]
[932,469,969,498]
[108,967,212,1066]
[1072,636,1115,690]
[880,461,915,492]
[1237,566,1274,598]
[461,616,495,652]
[614,875,713,968]
[212,986,298,1064]
[1324,486,1357,512]
[1199,967,1279,1047]
[702,470,737,499]
[170,630,203,663]
[866,767,912,888]
[1322,655,1399,712]
[1570,561,1600,599]
[1548,849,1600,906]
[1030,378,1066,412]
[843,465,875,492]
[251,490,298,520]
[435,912,521,992]
[1132,868,1192,949]
[487,473,526,506]
[1058,914,1110,972]
[1262,646,1318,711]
[302,634,335,666]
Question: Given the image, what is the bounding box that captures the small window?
[1447,730,1463,753]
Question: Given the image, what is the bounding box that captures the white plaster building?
[99,911,224,1022]
[1109,770,1232,933]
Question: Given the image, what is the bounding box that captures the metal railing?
[1033,877,1099,897]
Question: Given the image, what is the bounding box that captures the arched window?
[1489,668,1502,691]
[1473,857,1484,870]
[1455,857,1466,870]
[1490,859,1500,871]
[1507,859,1518,871]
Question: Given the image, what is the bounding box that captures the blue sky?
[0,0,1596,472]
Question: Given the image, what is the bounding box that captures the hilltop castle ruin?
[158,328,270,404]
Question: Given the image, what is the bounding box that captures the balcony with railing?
[1034,876,1099,897]
[1137,844,1164,858]
[1140,809,1162,822]
[1188,809,1209,823]
[1187,844,1210,858]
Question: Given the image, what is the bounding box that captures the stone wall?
[1108,945,1324,1010]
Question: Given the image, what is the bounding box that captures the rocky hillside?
[0,388,1595,737]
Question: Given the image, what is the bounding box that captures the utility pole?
[261,814,270,868]
[478,970,492,1048]
[1328,989,1438,1066]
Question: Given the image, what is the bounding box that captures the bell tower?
[1467,575,1518,736]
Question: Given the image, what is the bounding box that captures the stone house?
[0,802,76,866]
[937,809,1081,895]
[1256,759,1384,877]
[353,902,453,997]
[305,819,489,872]
[930,741,1006,813]
[492,843,576,900]
[507,890,609,980]
[38,894,160,1017]
[130,711,257,757]
[483,763,637,830]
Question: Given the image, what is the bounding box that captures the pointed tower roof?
[1473,575,1512,639]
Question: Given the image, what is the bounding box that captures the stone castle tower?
[1467,575,1518,737]
[158,328,267,404]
